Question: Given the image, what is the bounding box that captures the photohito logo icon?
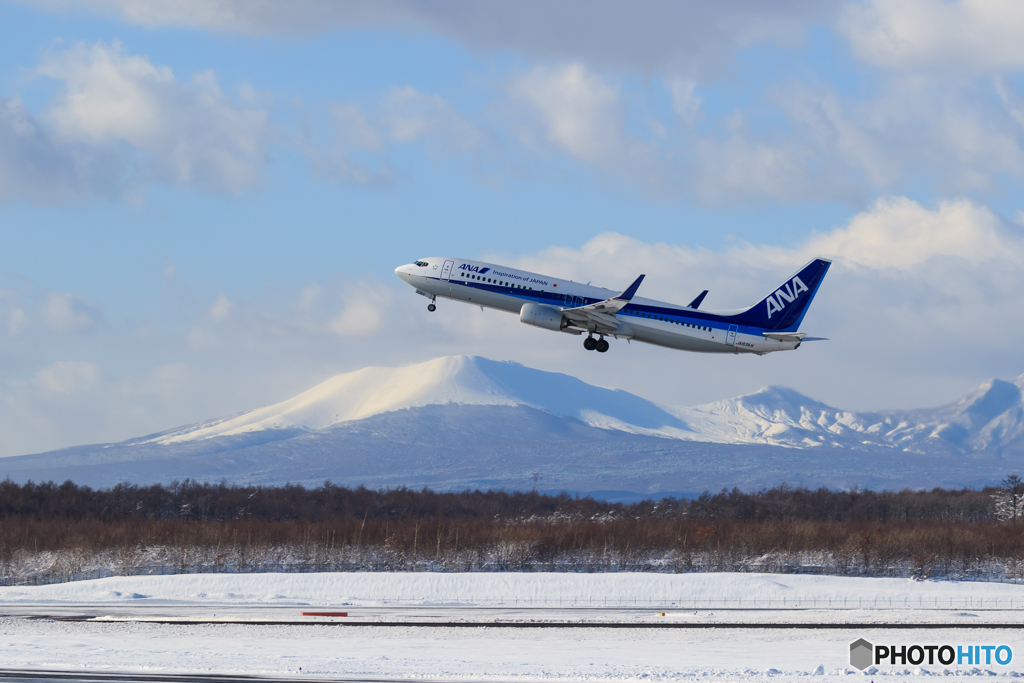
[850,638,873,671]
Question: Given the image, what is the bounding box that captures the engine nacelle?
[520,303,568,332]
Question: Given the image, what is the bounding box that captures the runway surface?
[0,671,442,683]
[5,603,1024,627]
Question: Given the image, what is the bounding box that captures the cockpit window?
[413,260,428,267]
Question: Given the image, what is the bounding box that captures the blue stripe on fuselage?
[434,275,768,334]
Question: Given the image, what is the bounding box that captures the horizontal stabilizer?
[688,290,708,309]
[762,331,828,343]
[763,332,806,342]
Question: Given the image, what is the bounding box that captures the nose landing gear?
[584,335,609,353]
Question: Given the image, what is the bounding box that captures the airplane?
[394,256,830,355]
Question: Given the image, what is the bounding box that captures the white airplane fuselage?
[395,257,832,355]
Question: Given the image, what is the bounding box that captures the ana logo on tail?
[766,276,809,319]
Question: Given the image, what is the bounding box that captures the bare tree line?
[3,478,1024,585]
[0,479,1004,523]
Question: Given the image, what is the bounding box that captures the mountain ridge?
[4,356,1024,495]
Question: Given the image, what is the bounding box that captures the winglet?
[615,274,645,301]
[687,290,708,309]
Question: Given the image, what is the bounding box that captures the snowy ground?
[3,573,1024,680]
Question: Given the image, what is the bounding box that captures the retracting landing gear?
[583,335,610,353]
[427,303,436,312]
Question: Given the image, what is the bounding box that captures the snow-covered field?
[3,572,1024,680]
[4,571,1024,610]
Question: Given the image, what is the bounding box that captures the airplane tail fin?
[728,258,831,331]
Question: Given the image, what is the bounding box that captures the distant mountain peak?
[738,385,834,410]
[954,378,1022,418]
[147,355,687,446]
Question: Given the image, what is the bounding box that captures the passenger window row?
[626,308,710,331]
[466,273,532,290]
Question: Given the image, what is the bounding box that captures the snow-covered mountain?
[144,354,1024,455]
[672,375,1024,455]
[143,355,691,446]
[670,386,881,449]
[4,356,1024,495]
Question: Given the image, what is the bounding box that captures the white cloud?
[305,105,392,186]
[330,103,382,152]
[0,42,271,204]
[8,308,26,337]
[0,291,26,337]
[668,78,702,123]
[0,96,126,203]
[995,77,1024,131]
[325,284,392,337]
[804,196,1022,270]
[127,363,194,401]
[12,9,1023,205]
[692,133,824,203]
[207,293,234,321]
[480,57,1024,202]
[297,285,322,311]
[308,89,484,187]
[23,0,828,75]
[508,64,669,194]
[842,0,1024,72]
[509,197,1022,282]
[327,302,383,338]
[32,360,100,395]
[20,2,1024,205]
[385,87,480,153]
[510,64,620,164]
[37,42,270,193]
[688,76,1024,202]
[41,292,101,334]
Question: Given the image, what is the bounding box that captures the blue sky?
[3,0,1024,457]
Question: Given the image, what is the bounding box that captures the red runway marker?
[301,612,348,617]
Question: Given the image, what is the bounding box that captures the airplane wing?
[561,275,644,335]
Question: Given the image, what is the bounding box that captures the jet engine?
[520,303,570,332]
